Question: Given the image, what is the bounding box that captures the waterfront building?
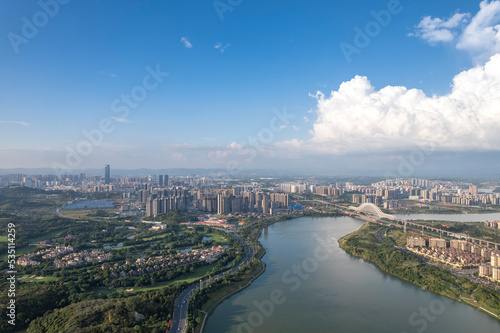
[429,238,447,248]
[407,237,426,247]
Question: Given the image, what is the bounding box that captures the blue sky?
[1,0,499,175]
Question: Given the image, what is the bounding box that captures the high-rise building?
[104,165,110,184]
[407,237,426,247]
[469,185,478,195]
[429,238,447,248]
[159,175,164,187]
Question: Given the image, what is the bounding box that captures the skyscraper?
[159,175,164,187]
[104,165,110,184]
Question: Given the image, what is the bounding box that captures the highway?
[168,230,254,333]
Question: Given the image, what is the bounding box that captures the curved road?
[169,231,254,333]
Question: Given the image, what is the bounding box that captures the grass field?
[28,229,63,243]
[0,235,8,243]
[59,209,117,219]
[204,232,229,245]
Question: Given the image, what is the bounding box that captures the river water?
[205,216,500,333]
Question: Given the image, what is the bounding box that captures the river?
[205,216,500,333]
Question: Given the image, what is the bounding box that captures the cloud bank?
[283,54,500,154]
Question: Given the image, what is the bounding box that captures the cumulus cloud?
[289,54,500,154]
[457,0,500,62]
[180,37,193,48]
[411,1,500,63]
[411,13,470,44]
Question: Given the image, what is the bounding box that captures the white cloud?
[99,70,117,78]
[411,1,500,63]
[457,0,500,62]
[171,152,187,161]
[0,121,29,127]
[286,54,500,154]
[181,37,193,48]
[214,42,230,53]
[411,12,470,44]
[109,117,132,123]
[303,116,310,123]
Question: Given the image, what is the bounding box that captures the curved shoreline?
[200,214,500,332]
[199,256,267,332]
[196,213,341,332]
[339,222,500,321]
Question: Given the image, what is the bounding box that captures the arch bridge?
[349,203,397,220]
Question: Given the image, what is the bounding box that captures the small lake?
[103,243,123,249]
[65,200,115,210]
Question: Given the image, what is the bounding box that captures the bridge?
[348,203,397,220]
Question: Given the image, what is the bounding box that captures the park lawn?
[60,209,117,219]
[58,210,93,219]
[27,229,63,243]
[0,235,8,243]
[204,232,229,245]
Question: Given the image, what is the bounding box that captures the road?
[168,231,254,333]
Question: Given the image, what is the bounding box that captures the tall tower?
[104,164,110,184]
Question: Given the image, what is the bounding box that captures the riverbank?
[189,214,296,332]
[190,212,343,331]
[195,260,266,333]
[338,222,500,320]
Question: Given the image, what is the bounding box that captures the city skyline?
[2,1,500,175]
